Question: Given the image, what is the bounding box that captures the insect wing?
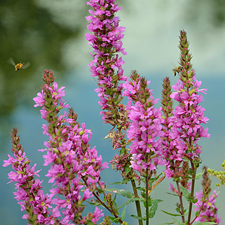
[7,57,16,66]
[22,62,30,69]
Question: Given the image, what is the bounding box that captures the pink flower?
[123,72,164,174]
[194,190,222,224]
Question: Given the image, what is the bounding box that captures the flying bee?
[172,66,183,76]
[8,57,30,71]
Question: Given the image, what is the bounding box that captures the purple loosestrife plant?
[3,128,60,224]
[160,31,218,224]
[86,2,145,224]
[85,1,220,225]
[122,71,165,224]
[193,166,222,224]
[85,0,130,156]
[4,70,110,225]
[85,0,127,131]
[3,0,223,224]
[123,71,164,174]
[33,70,109,224]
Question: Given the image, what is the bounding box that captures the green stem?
[146,168,149,225]
[187,163,196,224]
[131,179,143,225]
[176,181,185,223]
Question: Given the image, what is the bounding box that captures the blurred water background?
[1,0,225,224]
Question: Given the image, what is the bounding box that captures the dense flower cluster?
[3,129,59,224]
[33,70,108,224]
[4,70,108,224]
[162,32,210,183]
[170,76,210,155]
[86,0,128,132]
[161,75,210,180]
[194,190,221,224]
[123,71,164,174]
[86,0,131,184]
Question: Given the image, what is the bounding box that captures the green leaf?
[121,206,126,220]
[112,195,119,215]
[161,210,182,217]
[149,201,158,218]
[195,210,200,217]
[95,187,104,194]
[136,187,146,192]
[106,188,134,199]
[86,221,95,225]
[166,192,179,197]
[183,209,189,215]
[196,171,204,179]
[110,179,129,185]
[191,198,198,203]
[157,222,175,225]
[130,214,146,221]
[86,201,101,206]
[125,165,131,175]
[153,199,163,204]
[109,216,120,223]
[180,186,191,201]
[120,148,126,154]
[171,217,185,225]
[182,158,189,162]
[118,198,144,209]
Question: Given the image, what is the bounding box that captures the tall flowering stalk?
[33,70,109,224]
[86,2,144,224]
[161,30,211,224]
[4,70,111,224]
[85,0,129,149]
[3,129,60,224]
[123,71,164,175]
[123,70,165,225]
[193,167,221,224]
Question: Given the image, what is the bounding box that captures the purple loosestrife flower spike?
[33,70,108,224]
[160,77,185,181]
[3,128,60,225]
[193,166,222,224]
[86,0,129,134]
[194,190,222,224]
[171,30,210,161]
[163,31,210,183]
[202,166,211,198]
[86,0,132,185]
[161,77,173,118]
[166,30,210,224]
[123,71,164,175]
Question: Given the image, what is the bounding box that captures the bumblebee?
[8,57,30,71]
[172,66,183,76]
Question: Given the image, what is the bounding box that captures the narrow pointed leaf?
[196,171,204,179]
[161,210,182,217]
[157,222,175,225]
[110,179,129,185]
[149,202,158,218]
[106,188,134,199]
[180,185,191,201]
[171,217,185,225]
[130,215,146,221]
[118,198,144,209]
[121,206,126,220]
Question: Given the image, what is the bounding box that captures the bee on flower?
[8,57,30,71]
[172,66,183,76]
